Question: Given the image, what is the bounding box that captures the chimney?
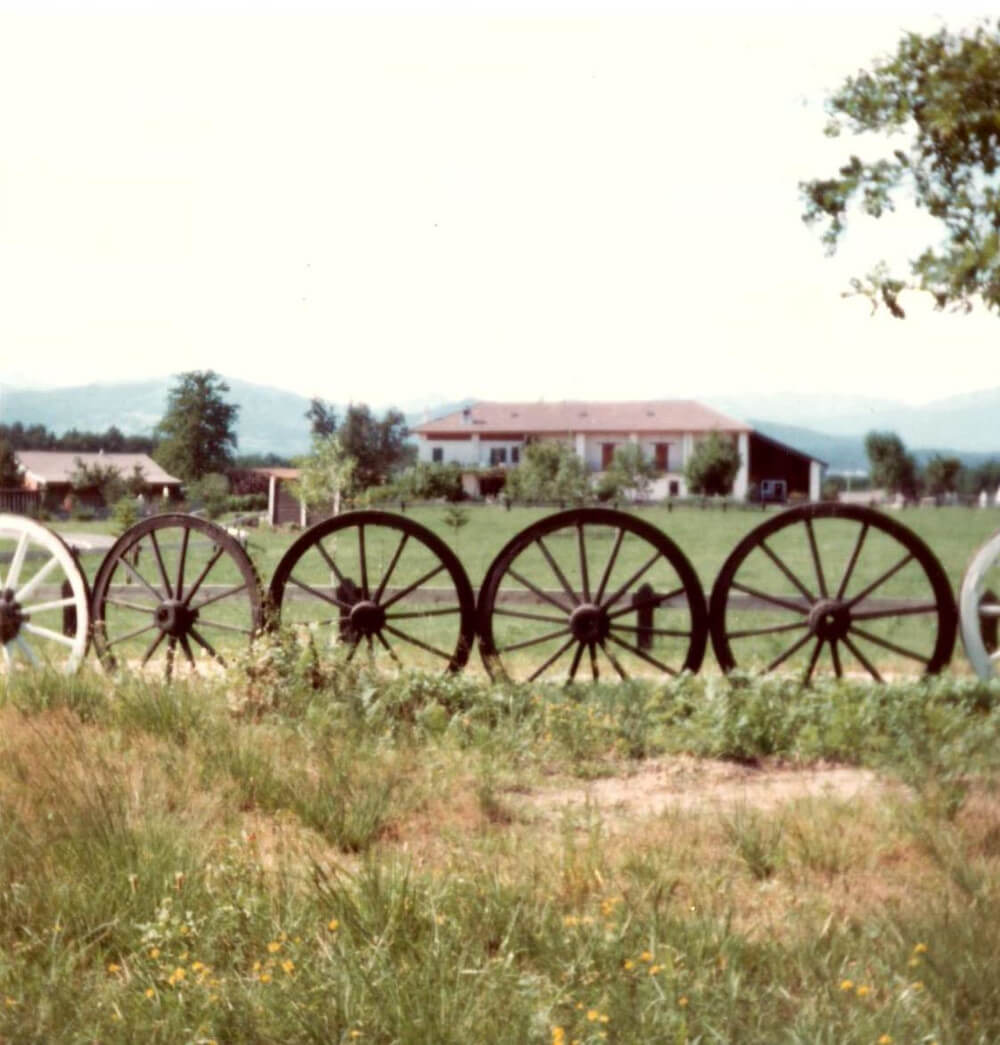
[461,407,472,425]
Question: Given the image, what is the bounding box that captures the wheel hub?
[569,602,610,645]
[349,599,386,637]
[807,598,851,642]
[0,589,24,644]
[154,599,197,638]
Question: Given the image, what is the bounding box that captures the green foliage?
[865,430,918,495]
[188,472,230,520]
[442,504,470,539]
[111,496,138,536]
[0,421,154,454]
[0,436,21,487]
[70,457,125,506]
[923,454,963,497]
[684,431,741,496]
[338,404,409,491]
[506,440,588,503]
[154,371,239,483]
[801,21,1000,315]
[396,461,465,502]
[605,442,657,500]
[305,397,338,438]
[292,433,356,515]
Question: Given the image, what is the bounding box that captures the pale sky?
[0,1,994,411]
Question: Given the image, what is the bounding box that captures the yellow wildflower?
[191,961,206,974]
[327,918,340,932]
[913,942,928,954]
[649,965,663,975]
[259,972,272,984]
[107,962,122,975]
[856,985,871,998]
[149,947,160,959]
[878,1036,892,1044]
[587,1009,600,1022]
[551,1028,566,1045]
[281,959,295,974]
[167,967,186,987]
[839,979,854,992]
[678,996,689,1008]
[640,951,654,963]
[145,988,155,999]
[623,959,635,971]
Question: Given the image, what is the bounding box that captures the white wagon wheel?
[0,514,91,674]
[959,529,1000,679]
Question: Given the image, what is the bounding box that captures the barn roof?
[16,451,182,486]
[413,400,751,436]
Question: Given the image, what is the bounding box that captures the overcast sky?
[0,1,993,410]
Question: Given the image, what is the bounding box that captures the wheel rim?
[0,514,90,674]
[708,504,957,682]
[477,508,707,683]
[268,511,476,674]
[959,529,1000,680]
[91,514,263,679]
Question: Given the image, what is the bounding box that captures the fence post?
[631,581,654,650]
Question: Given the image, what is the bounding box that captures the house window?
[489,447,507,466]
[511,447,520,464]
[654,443,668,471]
[668,480,680,497]
[601,443,615,469]
[431,447,443,463]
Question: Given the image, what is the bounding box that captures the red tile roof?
[413,400,750,436]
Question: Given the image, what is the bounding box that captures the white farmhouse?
[413,400,824,502]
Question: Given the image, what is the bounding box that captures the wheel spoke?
[765,631,814,672]
[15,554,61,604]
[374,532,409,603]
[175,526,191,601]
[149,531,174,599]
[589,641,600,680]
[141,631,167,666]
[192,582,251,611]
[979,603,1000,618]
[849,625,929,665]
[804,517,829,599]
[165,637,177,681]
[610,622,691,639]
[103,596,159,614]
[491,607,569,626]
[759,540,815,603]
[384,624,454,662]
[527,635,577,682]
[105,620,159,649]
[15,636,40,666]
[802,636,825,684]
[183,544,226,605]
[731,581,810,616]
[375,630,403,667]
[535,537,580,606]
[113,554,165,605]
[594,527,626,603]
[1,644,10,667]
[850,602,941,621]
[727,619,809,639]
[567,640,586,681]
[315,538,348,586]
[22,622,77,649]
[5,531,30,590]
[577,523,591,601]
[597,638,628,680]
[845,552,914,609]
[20,596,78,615]
[605,632,677,676]
[600,550,662,612]
[190,627,224,665]
[288,575,352,610]
[179,633,197,666]
[506,568,574,615]
[380,563,447,610]
[358,525,369,598]
[830,639,843,679]
[194,617,254,636]
[841,634,883,682]
[497,625,573,654]
[836,522,869,600]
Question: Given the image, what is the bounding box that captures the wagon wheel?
[0,514,90,674]
[91,514,263,679]
[268,511,476,674]
[708,503,956,683]
[959,530,1000,679]
[477,508,708,683]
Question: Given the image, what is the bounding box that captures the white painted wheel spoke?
[23,623,78,648]
[14,553,61,604]
[21,596,78,615]
[1,644,11,667]
[980,603,1000,618]
[6,531,30,590]
[15,636,40,666]
[960,531,1000,679]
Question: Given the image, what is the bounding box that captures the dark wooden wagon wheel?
[268,511,476,674]
[477,508,708,683]
[708,503,957,683]
[91,514,263,679]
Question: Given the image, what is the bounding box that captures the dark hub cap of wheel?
[154,599,198,638]
[807,598,851,642]
[349,599,386,637]
[569,603,610,645]
[0,589,24,644]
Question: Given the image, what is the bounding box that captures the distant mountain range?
[1,378,998,471]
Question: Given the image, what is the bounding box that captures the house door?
[654,443,669,471]
[601,443,615,469]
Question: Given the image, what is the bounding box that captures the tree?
[605,443,657,501]
[685,432,741,496]
[154,371,239,483]
[306,397,338,438]
[292,434,356,517]
[506,440,588,503]
[802,21,1000,316]
[0,437,20,487]
[337,404,409,490]
[923,454,963,498]
[864,431,917,496]
[70,457,125,506]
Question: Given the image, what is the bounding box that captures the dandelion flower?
[678,996,689,1008]
[649,965,663,976]
[878,1036,892,1044]
[551,1028,566,1045]
[281,960,295,975]
[145,988,155,999]
[839,979,854,991]
[149,947,160,960]
[913,943,928,954]
[623,959,635,971]
[587,1009,600,1022]
[327,919,340,932]
[259,972,272,984]
[107,963,122,975]
[856,985,871,998]
[167,967,186,987]
[640,951,654,963]
[267,941,282,954]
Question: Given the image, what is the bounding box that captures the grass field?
[2,505,1000,1041]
